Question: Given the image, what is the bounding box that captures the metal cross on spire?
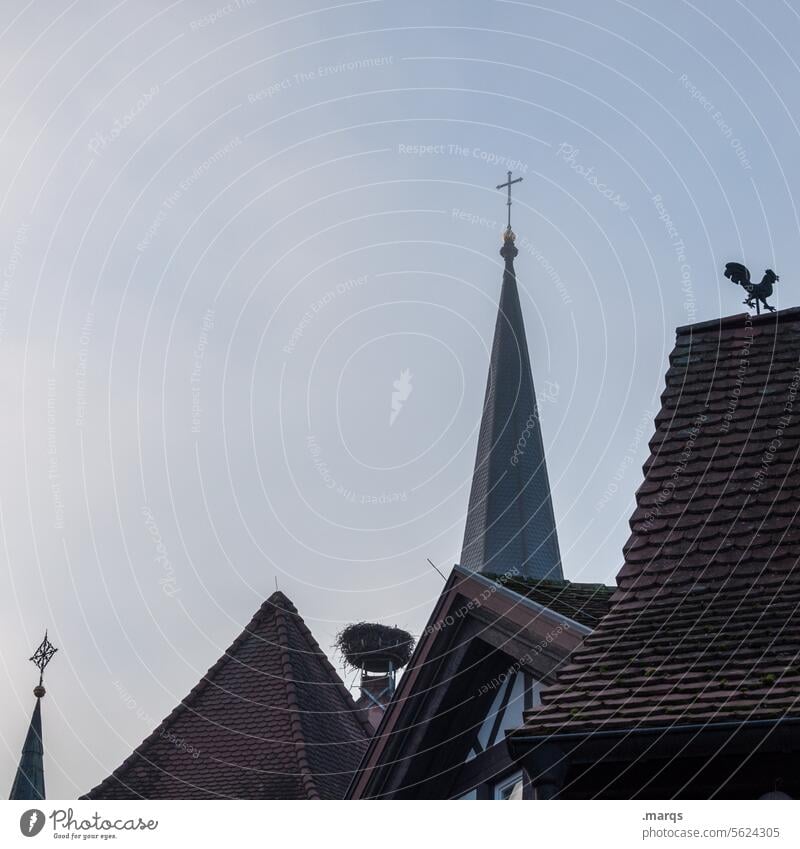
[497,170,523,232]
[30,632,57,689]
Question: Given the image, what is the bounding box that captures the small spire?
[10,632,58,800]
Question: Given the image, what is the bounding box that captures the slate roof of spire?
[9,697,45,800]
[509,308,800,740]
[84,592,371,799]
[460,234,563,581]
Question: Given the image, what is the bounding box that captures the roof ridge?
[676,305,800,336]
[275,600,373,737]
[272,599,320,800]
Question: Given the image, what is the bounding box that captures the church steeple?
[460,180,563,582]
[10,633,57,801]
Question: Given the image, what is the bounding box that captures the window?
[494,771,524,800]
[456,789,478,800]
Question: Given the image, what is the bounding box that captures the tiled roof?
[488,574,614,628]
[84,592,370,799]
[511,308,800,738]
[460,235,563,581]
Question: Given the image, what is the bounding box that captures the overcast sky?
[2,0,799,798]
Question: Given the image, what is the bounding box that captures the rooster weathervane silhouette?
[724,262,780,315]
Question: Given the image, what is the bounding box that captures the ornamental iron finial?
[496,170,523,237]
[29,632,57,695]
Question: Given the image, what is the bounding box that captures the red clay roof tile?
[83,592,370,799]
[510,308,800,738]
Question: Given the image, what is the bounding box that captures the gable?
[350,567,595,798]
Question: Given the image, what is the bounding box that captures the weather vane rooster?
[724,262,780,314]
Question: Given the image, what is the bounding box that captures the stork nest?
[335,622,415,672]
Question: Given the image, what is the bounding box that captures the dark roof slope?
[460,234,563,581]
[488,574,614,628]
[511,308,800,738]
[84,592,370,799]
[9,697,45,800]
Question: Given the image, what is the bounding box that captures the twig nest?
[336,622,414,672]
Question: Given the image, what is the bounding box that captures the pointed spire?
[460,223,563,582]
[10,633,57,801]
[10,699,45,800]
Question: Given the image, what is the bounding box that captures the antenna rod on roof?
[426,558,446,581]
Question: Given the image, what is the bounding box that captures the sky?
[1,0,800,799]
